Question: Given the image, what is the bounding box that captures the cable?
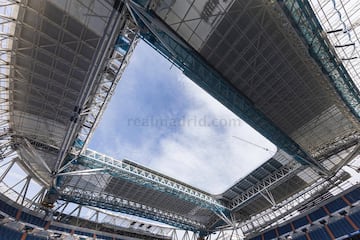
[232,136,275,153]
[331,0,356,58]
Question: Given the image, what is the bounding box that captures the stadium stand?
[0,0,359,239]
[250,185,360,239]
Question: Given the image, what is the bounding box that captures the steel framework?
[0,0,359,239]
[229,161,302,210]
[54,1,136,172]
[127,1,329,176]
[60,185,205,232]
[238,170,350,236]
[76,148,226,213]
[279,0,360,120]
[0,157,177,239]
[0,0,16,164]
[72,11,140,157]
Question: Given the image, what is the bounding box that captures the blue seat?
[328,217,356,238]
[309,227,331,240]
[263,229,276,239]
[75,230,93,237]
[249,235,262,240]
[309,207,327,221]
[326,198,347,213]
[278,223,292,235]
[292,234,307,240]
[49,225,72,233]
[97,235,114,240]
[349,210,360,228]
[345,188,360,204]
[292,216,309,229]
[20,211,47,227]
[0,225,22,240]
[0,199,18,217]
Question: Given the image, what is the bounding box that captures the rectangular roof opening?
[89,40,276,194]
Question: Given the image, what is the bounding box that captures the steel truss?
[313,131,360,159]
[238,170,349,237]
[53,2,137,172]
[0,158,177,239]
[278,0,360,120]
[0,159,44,212]
[0,1,18,162]
[73,14,140,156]
[127,1,329,175]
[56,148,236,233]
[229,161,302,210]
[88,207,174,237]
[59,185,206,232]
[76,149,226,213]
[0,134,16,161]
[0,1,358,238]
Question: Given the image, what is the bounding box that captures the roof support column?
[0,158,15,182]
[324,224,335,240]
[345,215,359,231]
[342,195,353,207]
[20,232,27,240]
[16,176,31,206]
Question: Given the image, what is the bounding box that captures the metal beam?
[54,2,131,172]
[73,13,140,156]
[239,170,349,237]
[127,1,329,175]
[0,2,15,156]
[259,188,276,207]
[312,131,360,160]
[86,204,175,237]
[16,176,31,206]
[57,168,105,176]
[59,186,206,232]
[77,149,226,213]
[22,138,52,174]
[25,187,46,209]
[229,161,302,210]
[0,157,15,182]
[278,0,360,119]
[0,140,16,161]
[3,174,28,195]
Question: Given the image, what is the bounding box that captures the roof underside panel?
[61,171,215,225]
[153,0,360,158]
[222,150,308,217]
[103,177,215,224]
[232,176,309,221]
[59,172,209,231]
[2,0,359,236]
[126,0,360,230]
[308,0,360,91]
[10,0,102,147]
[55,147,222,231]
[8,0,117,179]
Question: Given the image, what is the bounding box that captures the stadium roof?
[0,0,359,238]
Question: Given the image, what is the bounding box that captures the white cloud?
[137,73,276,194]
[90,41,277,194]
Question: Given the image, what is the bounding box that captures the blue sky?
[89,40,277,194]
